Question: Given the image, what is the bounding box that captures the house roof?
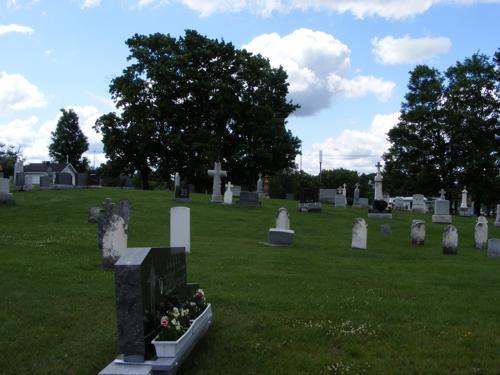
[24,162,75,173]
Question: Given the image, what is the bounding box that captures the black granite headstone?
[114,247,195,362]
[77,172,88,186]
[56,172,73,185]
[175,185,192,202]
[239,191,260,208]
[299,189,319,203]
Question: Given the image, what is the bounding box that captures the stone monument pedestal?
[268,228,294,245]
[432,214,452,224]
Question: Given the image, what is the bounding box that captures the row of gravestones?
[318,187,370,209]
[91,199,212,374]
[351,216,500,257]
[12,172,101,191]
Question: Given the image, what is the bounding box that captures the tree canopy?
[384,51,499,213]
[94,30,301,190]
[0,143,21,177]
[49,109,89,171]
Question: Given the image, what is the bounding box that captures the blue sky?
[0,0,498,173]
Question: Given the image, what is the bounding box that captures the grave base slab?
[432,214,452,224]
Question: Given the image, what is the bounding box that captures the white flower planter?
[152,304,212,358]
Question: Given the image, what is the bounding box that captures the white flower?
[172,307,180,318]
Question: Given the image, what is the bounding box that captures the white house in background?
[23,162,77,185]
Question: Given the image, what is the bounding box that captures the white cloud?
[243,28,394,115]
[0,24,34,36]
[299,112,400,174]
[0,106,106,165]
[81,0,101,9]
[0,72,46,113]
[372,35,452,64]
[134,0,500,19]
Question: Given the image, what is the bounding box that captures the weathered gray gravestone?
[0,177,14,204]
[334,193,347,208]
[411,220,426,246]
[358,197,369,208]
[98,198,129,267]
[232,185,241,198]
[487,239,500,257]
[351,218,367,249]
[40,175,53,189]
[352,184,360,208]
[239,191,260,208]
[412,194,426,213]
[380,224,391,235]
[88,207,102,223]
[114,247,196,362]
[442,225,458,255]
[474,220,488,249]
[432,198,452,224]
[117,199,131,231]
[15,172,25,191]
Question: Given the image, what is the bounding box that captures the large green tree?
[0,143,21,177]
[384,51,499,213]
[49,109,89,171]
[94,30,300,190]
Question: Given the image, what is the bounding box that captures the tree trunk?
[141,169,150,190]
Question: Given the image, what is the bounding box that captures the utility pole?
[319,150,323,185]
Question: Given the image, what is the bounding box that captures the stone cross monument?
[374,161,383,201]
[207,162,227,203]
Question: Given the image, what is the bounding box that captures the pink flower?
[161,318,169,327]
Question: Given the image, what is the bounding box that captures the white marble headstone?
[351,218,367,249]
[411,220,426,246]
[223,182,233,205]
[170,207,190,253]
[0,177,9,193]
[442,225,458,255]
[474,222,488,249]
[276,208,290,230]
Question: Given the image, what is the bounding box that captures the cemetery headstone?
[207,162,227,203]
[477,216,488,226]
[239,191,260,208]
[351,218,367,249]
[432,193,452,224]
[170,207,190,253]
[98,198,129,268]
[114,247,190,362]
[232,185,241,198]
[474,219,488,250]
[412,194,426,213]
[100,214,128,268]
[393,197,405,211]
[496,204,500,228]
[319,189,336,203]
[223,182,233,205]
[298,189,322,212]
[263,175,270,198]
[411,220,426,246]
[117,199,131,231]
[39,175,53,189]
[88,174,100,186]
[256,173,264,196]
[268,207,294,245]
[24,175,33,191]
[55,172,73,186]
[358,197,369,208]
[460,187,468,210]
[334,193,347,208]
[352,184,360,208]
[442,225,458,255]
[0,177,14,204]
[15,172,25,191]
[368,162,392,219]
[13,160,23,187]
[174,185,192,203]
[487,239,500,257]
[380,224,392,235]
[77,172,88,187]
[174,172,180,189]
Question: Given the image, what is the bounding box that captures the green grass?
[1,188,500,375]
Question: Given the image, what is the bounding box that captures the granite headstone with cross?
[368,161,392,219]
[432,189,452,224]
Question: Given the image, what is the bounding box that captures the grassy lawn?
[1,188,500,375]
